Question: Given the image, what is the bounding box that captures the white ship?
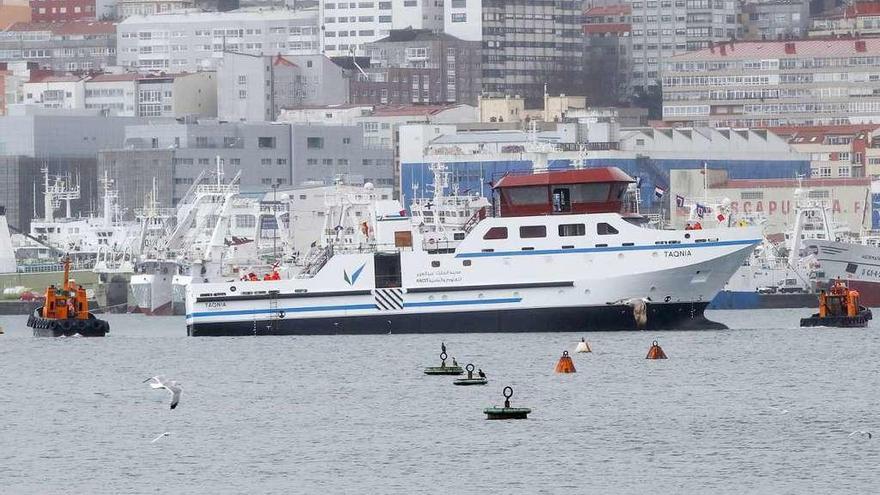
[810,233,880,307]
[185,167,761,336]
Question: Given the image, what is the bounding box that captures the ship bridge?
[492,167,635,217]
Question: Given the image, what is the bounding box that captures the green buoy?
[424,343,463,375]
[454,363,487,386]
[484,386,531,420]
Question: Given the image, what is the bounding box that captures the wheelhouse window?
[597,223,619,235]
[483,227,508,240]
[558,223,585,237]
[519,225,546,238]
[506,186,546,205]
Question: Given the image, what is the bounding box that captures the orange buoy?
[646,340,667,360]
[555,350,576,373]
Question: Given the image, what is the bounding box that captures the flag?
[654,186,665,199]
[675,195,686,208]
[717,213,726,222]
[696,203,706,218]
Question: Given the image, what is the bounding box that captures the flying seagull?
[144,376,182,410]
[151,432,171,443]
[849,431,873,439]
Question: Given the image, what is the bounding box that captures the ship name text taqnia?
[185,166,761,336]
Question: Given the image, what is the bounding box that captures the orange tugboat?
[26,256,110,337]
[800,279,872,328]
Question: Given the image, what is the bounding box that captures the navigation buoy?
[554,350,576,373]
[484,386,531,420]
[646,340,667,359]
[454,363,488,386]
[575,338,591,353]
[424,344,464,375]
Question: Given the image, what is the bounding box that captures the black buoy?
[454,363,488,386]
[424,346,464,375]
[484,386,531,420]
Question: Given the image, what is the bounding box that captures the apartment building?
[662,38,880,127]
[583,4,632,103]
[810,1,880,38]
[353,29,481,106]
[116,8,320,72]
[629,0,740,94]
[217,51,348,121]
[769,124,880,178]
[740,0,809,41]
[319,0,444,57]
[22,74,86,110]
[29,0,97,22]
[20,71,216,117]
[0,21,116,72]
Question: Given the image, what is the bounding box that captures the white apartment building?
[217,52,348,122]
[23,75,86,110]
[662,38,880,127]
[629,0,740,93]
[23,72,216,117]
[117,8,321,72]
[319,0,443,57]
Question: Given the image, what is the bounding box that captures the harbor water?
[2,310,880,494]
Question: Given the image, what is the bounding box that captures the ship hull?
[709,290,816,309]
[188,301,719,336]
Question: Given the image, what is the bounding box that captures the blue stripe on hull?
[455,238,760,258]
[188,297,523,319]
[187,302,722,336]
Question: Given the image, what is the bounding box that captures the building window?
[307,137,324,149]
[342,137,351,144]
[277,158,287,165]
[261,158,272,165]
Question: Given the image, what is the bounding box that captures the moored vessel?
[800,279,872,327]
[185,167,761,336]
[26,256,109,337]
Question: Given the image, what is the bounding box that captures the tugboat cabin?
[492,167,634,217]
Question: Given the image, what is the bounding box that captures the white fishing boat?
[185,167,761,336]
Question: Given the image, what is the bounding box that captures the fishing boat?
[800,279,872,327]
[184,167,761,336]
[26,256,109,337]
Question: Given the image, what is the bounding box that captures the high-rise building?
[583,4,632,104]
[444,0,583,106]
[318,0,444,57]
[628,0,740,95]
[661,38,880,127]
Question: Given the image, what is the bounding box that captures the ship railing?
[17,259,96,273]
